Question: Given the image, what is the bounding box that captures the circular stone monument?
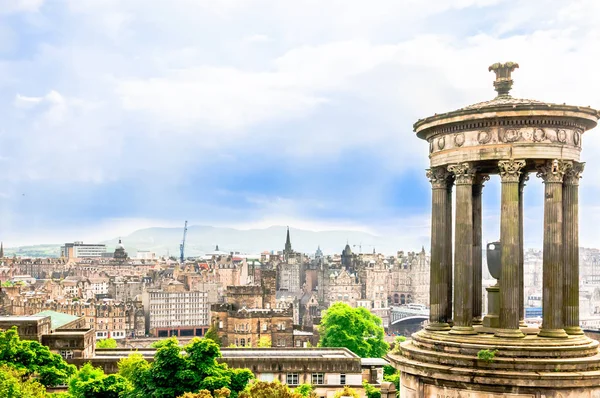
[387,63,600,397]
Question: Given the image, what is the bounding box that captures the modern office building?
[61,242,107,259]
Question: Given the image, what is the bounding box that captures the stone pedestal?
[483,285,499,328]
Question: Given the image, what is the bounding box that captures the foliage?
[333,386,360,398]
[318,302,389,358]
[294,383,316,397]
[477,349,497,363]
[239,380,302,398]
[390,336,406,354]
[363,381,381,398]
[0,364,47,398]
[0,326,76,386]
[383,365,399,393]
[257,336,271,348]
[204,326,222,347]
[68,363,132,398]
[178,392,214,398]
[96,338,118,349]
[118,337,253,398]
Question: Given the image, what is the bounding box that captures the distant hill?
[100,225,420,256]
[4,225,429,258]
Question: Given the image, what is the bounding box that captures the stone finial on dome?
[488,62,519,98]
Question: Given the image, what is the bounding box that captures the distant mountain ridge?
[4,225,428,258]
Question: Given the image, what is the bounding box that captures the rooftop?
[34,310,81,330]
[220,348,358,358]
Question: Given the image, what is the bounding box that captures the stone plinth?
[388,330,600,398]
[482,285,499,328]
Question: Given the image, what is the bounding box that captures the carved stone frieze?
[499,128,521,143]
[437,136,446,150]
[536,159,573,183]
[447,163,477,185]
[428,125,582,156]
[478,130,492,144]
[454,132,465,147]
[498,159,526,183]
[563,162,585,186]
[426,167,452,189]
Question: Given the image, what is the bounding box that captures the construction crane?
[180,220,188,263]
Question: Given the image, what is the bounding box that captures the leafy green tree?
[68,363,132,398]
[333,386,360,398]
[382,365,399,393]
[363,380,381,398]
[120,337,253,398]
[0,365,47,398]
[318,302,389,358]
[96,338,118,349]
[239,380,302,398]
[0,326,76,386]
[257,336,271,348]
[204,326,222,347]
[294,383,317,397]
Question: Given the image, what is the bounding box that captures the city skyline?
[1,1,600,248]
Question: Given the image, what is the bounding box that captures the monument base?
[388,328,600,398]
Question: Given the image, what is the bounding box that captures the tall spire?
[284,226,292,254]
[0,242,3,258]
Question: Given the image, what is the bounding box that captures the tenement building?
[211,270,298,347]
[388,62,600,396]
[142,280,210,337]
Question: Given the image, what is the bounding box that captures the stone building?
[142,280,210,337]
[326,267,362,308]
[390,249,430,306]
[211,270,296,347]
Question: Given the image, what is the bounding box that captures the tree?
[120,337,253,398]
[96,338,118,349]
[257,336,271,348]
[294,383,317,397]
[0,365,47,398]
[204,326,222,347]
[68,363,133,398]
[363,381,381,398]
[333,386,360,398]
[318,302,389,358]
[239,380,303,398]
[0,326,76,387]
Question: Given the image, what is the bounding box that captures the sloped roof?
[34,310,80,330]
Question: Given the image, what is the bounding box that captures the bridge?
[390,305,429,325]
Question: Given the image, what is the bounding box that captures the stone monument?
[387,62,600,397]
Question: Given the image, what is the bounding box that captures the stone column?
[519,173,528,326]
[448,163,477,335]
[426,167,452,331]
[446,177,454,324]
[495,159,526,338]
[472,174,489,325]
[563,162,585,335]
[536,159,570,338]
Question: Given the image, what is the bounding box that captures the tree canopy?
[318,302,389,358]
[0,365,47,398]
[68,363,132,398]
[96,338,118,349]
[238,380,302,398]
[118,337,253,398]
[0,326,76,387]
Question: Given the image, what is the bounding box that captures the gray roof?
[361,358,390,366]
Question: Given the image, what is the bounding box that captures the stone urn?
[486,241,501,280]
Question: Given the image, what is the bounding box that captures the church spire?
[284,226,292,254]
[0,242,3,258]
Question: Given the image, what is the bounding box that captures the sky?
[0,0,600,250]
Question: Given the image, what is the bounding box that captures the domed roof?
[116,239,125,250]
[414,62,599,140]
[342,244,352,256]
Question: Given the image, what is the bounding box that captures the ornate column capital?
[426,167,452,189]
[447,163,477,185]
[563,162,585,186]
[536,159,573,183]
[498,159,526,183]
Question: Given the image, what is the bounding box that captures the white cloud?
[0,0,44,14]
[3,0,600,244]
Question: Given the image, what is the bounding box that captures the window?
[311,373,324,385]
[219,321,223,329]
[340,374,346,385]
[286,373,299,385]
[262,323,268,331]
